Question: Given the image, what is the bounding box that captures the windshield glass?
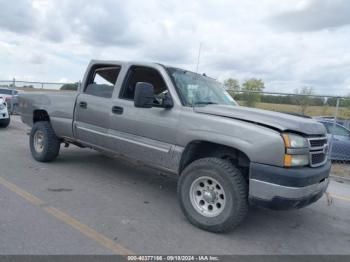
[167,67,237,107]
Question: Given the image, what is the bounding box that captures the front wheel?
[177,158,248,233]
[30,121,60,162]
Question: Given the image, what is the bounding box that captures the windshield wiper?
[193,101,218,106]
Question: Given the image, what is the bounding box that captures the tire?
[30,121,60,162]
[178,157,248,233]
[0,117,10,128]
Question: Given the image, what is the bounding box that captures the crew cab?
[19,60,331,232]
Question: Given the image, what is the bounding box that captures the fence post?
[328,97,340,159]
[10,78,15,114]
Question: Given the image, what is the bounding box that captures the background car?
[318,120,350,162]
[0,98,10,128]
[0,88,19,114]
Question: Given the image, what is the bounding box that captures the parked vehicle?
[318,120,350,162]
[0,98,10,128]
[19,60,330,232]
[0,88,19,114]
[314,116,345,126]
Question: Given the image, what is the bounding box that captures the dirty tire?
[0,117,10,128]
[30,121,60,162]
[178,157,248,233]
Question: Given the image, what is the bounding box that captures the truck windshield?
[167,67,237,107]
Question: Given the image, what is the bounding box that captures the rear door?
[74,65,121,148]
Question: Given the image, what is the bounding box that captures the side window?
[329,124,350,136]
[120,67,167,100]
[84,66,120,98]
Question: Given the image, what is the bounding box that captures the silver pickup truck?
[19,60,331,232]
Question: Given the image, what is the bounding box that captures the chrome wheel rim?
[33,130,45,153]
[189,176,226,217]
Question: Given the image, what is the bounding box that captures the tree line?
[224,78,350,109]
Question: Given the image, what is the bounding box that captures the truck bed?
[19,91,78,138]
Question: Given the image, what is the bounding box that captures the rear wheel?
[178,157,248,233]
[30,121,60,162]
[0,117,10,128]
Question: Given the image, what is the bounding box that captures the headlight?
[282,133,309,167]
[0,103,5,110]
[282,133,308,148]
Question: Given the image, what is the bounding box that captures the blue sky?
[0,0,349,95]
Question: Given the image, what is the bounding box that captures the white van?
[0,97,10,128]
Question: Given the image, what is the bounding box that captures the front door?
[107,66,180,171]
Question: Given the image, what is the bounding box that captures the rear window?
[84,66,121,98]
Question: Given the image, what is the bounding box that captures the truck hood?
[194,105,326,135]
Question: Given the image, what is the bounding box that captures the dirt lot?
[1,116,350,255]
[331,163,350,178]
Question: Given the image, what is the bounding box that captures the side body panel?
[74,94,113,147]
[176,107,286,167]
[19,92,77,138]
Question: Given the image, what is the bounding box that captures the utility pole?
[195,42,202,73]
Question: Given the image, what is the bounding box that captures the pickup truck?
[19,60,331,232]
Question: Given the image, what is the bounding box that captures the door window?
[84,66,120,98]
[323,122,350,137]
[120,67,167,102]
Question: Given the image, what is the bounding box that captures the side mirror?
[162,93,174,109]
[134,82,154,108]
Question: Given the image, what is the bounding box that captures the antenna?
[195,42,202,73]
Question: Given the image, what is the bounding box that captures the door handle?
[79,101,87,108]
[112,106,123,115]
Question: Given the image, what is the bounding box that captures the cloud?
[268,0,350,32]
[0,0,37,33]
[71,0,138,46]
[28,53,46,64]
[36,0,138,46]
[0,0,349,95]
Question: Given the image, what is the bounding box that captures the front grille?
[311,152,326,165]
[309,139,328,148]
[308,137,328,167]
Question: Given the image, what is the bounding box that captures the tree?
[60,83,79,91]
[294,86,313,115]
[224,78,240,92]
[241,78,265,107]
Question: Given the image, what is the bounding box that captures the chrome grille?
[309,138,328,148]
[308,136,328,167]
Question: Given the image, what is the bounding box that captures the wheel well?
[179,141,250,180]
[33,110,50,123]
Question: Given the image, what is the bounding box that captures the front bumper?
[249,161,331,210]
